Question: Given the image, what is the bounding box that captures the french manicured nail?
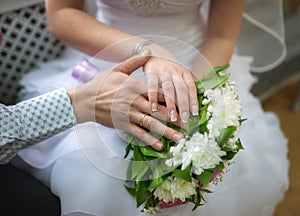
[170,110,177,122]
[173,133,182,142]
[141,49,150,56]
[151,103,157,112]
[154,142,163,150]
[181,111,189,123]
[192,105,198,116]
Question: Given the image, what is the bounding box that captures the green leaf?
[148,176,166,190]
[139,145,165,158]
[199,104,209,125]
[160,136,173,155]
[132,144,143,160]
[124,143,133,159]
[197,94,203,107]
[222,151,236,160]
[222,140,244,161]
[195,64,230,94]
[127,160,133,180]
[136,164,149,183]
[172,166,192,182]
[196,72,229,94]
[236,139,244,150]
[131,147,149,180]
[207,162,224,171]
[124,184,136,197]
[185,96,210,136]
[213,64,230,74]
[196,170,213,187]
[136,181,151,207]
[131,161,147,180]
[186,117,200,137]
[156,159,176,176]
[239,118,247,124]
[219,126,237,146]
[148,162,174,190]
[199,121,208,134]
[200,188,213,193]
[191,187,204,211]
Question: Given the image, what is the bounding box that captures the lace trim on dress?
[125,0,166,16]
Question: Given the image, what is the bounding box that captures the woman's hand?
[68,51,184,150]
[143,44,199,124]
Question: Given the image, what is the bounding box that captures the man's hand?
[68,50,184,150]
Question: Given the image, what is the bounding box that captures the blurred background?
[0,0,299,215]
[252,0,300,215]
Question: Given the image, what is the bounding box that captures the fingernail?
[170,110,177,122]
[192,105,198,116]
[154,142,163,150]
[173,133,182,142]
[151,103,157,112]
[181,111,189,123]
[141,49,150,56]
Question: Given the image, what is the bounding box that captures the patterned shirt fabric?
[0,88,77,164]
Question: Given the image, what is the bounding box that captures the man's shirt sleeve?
[0,88,77,164]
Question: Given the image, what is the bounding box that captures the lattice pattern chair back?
[0,2,65,105]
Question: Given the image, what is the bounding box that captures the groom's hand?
[68,49,184,150]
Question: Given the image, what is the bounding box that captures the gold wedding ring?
[139,113,147,127]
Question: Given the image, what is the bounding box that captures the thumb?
[114,49,152,75]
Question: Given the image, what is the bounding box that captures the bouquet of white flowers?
[124,64,245,214]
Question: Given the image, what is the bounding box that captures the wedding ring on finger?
[139,113,147,127]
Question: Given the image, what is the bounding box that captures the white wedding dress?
[13,0,289,215]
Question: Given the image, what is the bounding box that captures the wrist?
[67,86,93,124]
[67,88,74,104]
[131,40,154,56]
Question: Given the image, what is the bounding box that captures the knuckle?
[163,82,173,92]
[134,128,147,138]
[187,81,196,91]
[179,104,189,112]
[163,128,172,139]
[174,84,188,94]
[148,83,158,91]
[147,118,157,130]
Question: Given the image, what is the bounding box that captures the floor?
[262,81,300,216]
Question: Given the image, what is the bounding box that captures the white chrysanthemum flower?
[166,132,226,175]
[165,139,185,167]
[203,82,242,139]
[153,176,197,203]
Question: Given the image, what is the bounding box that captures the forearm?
[46,0,143,62]
[0,88,76,164]
[200,0,246,67]
[200,38,236,67]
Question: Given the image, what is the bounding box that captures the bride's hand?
[143,44,198,123]
[69,52,184,150]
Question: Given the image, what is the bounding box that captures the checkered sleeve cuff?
[0,88,77,163]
